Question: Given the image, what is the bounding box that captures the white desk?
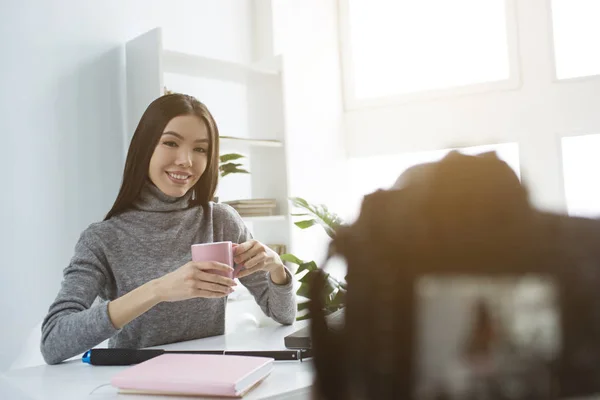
[0,322,314,400]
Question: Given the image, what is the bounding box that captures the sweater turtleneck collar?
[132,181,193,212]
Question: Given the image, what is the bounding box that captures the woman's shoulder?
[206,202,250,242]
[76,219,119,249]
[210,202,245,226]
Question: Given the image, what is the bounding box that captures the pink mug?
[191,241,238,279]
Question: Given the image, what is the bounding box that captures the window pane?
[562,134,600,218]
[347,0,510,99]
[552,0,600,80]
[344,143,520,222]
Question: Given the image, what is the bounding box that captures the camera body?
[310,152,600,399]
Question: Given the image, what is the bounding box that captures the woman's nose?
[176,149,192,167]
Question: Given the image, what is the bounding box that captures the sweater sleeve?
[216,204,297,325]
[40,227,119,364]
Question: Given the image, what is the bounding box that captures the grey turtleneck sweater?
[40,184,296,365]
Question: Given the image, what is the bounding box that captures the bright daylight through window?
[346,0,511,99]
[343,143,520,223]
[562,134,600,218]
[552,0,600,80]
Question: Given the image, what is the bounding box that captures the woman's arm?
[216,204,296,325]
[236,247,297,325]
[108,261,235,329]
[107,281,161,329]
[41,229,236,364]
[41,229,120,365]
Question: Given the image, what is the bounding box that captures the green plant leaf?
[220,163,250,177]
[296,313,311,321]
[297,261,317,274]
[328,287,339,302]
[219,156,250,177]
[296,282,311,298]
[290,197,311,210]
[220,163,248,172]
[329,287,346,307]
[289,197,343,239]
[221,170,250,177]
[286,197,347,315]
[294,219,317,229]
[322,273,336,297]
[280,253,303,265]
[297,301,310,311]
[322,225,336,239]
[298,270,316,283]
[219,153,245,163]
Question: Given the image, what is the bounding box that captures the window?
[561,134,600,218]
[340,0,516,106]
[343,143,520,223]
[551,0,600,80]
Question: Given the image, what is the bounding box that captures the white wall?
[343,0,600,213]
[271,0,347,275]
[0,0,253,371]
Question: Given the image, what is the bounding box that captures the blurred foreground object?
[310,151,600,399]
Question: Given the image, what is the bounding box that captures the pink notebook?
[111,354,274,398]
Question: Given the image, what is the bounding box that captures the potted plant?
[212,153,250,203]
[219,153,249,177]
[281,197,346,320]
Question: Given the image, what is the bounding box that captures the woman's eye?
[194,147,207,153]
[163,141,178,148]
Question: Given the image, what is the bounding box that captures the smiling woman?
[149,116,210,198]
[105,94,221,219]
[39,94,295,365]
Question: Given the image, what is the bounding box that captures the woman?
[40,94,296,365]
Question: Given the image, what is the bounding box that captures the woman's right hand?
[154,261,237,302]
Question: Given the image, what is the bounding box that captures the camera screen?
[414,275,561,400]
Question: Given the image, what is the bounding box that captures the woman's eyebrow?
[162,131,209,143]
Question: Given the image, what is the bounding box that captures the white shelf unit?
[162,50,282,80]
[242,215,287,223]
[126,27,293,254]
[219,136,283,148]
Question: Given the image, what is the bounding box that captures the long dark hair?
[104,94,220,220]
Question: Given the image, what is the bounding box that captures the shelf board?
[219,136,283,148]
[241,215,287,223]
[162,50,281,82]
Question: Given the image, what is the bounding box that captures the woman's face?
[148,115,209,198]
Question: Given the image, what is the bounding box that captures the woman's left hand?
[233,240,288,284]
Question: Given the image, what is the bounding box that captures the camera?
[310,152,600,399]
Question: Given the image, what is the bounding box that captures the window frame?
[337,0,522,110]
